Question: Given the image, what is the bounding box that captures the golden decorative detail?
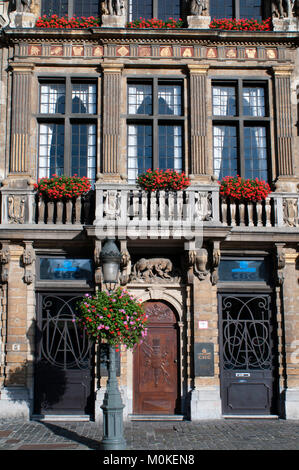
[29,45,41,56]
[72,46,84,56]
[245,48,257,59]
[50,46,63,56]
[116,46,130,56]
[93,46,103,56]
[160,46,172,57]
[226,48,237,58]
[206,47,217,58]
[182,47,193,57]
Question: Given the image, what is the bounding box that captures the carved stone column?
[272,66,298,191]
[101,64,123,179]
[188,65,210,181]
[9,63,34,177]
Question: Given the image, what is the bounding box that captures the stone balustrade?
[0,185,298,230]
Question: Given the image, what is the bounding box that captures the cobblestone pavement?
[0,418,298,453]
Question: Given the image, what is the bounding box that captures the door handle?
[174,359,177,363]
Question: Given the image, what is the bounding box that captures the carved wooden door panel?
[133,301,179,415]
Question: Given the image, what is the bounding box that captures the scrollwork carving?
[22,241,35,285]
[7,195,26,224]
[189,249,209,281]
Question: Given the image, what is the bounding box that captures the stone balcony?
[0,184,298,240]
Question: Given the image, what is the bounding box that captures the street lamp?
[99,239,126,451]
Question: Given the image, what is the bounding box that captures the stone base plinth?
[275,176,299,193]
[187,16,211,29]
[190,386,222,420]
[9,12,36,28]
[0,387,30,419]
[272,18,299,32]
[285,389,299,419]
[101,15,126,28]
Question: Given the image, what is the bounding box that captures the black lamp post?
[99,239,126,450]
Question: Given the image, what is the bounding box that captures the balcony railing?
[1,185,298,230]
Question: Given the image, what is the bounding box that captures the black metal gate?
[219,293,278,415]
[34,293,94,416]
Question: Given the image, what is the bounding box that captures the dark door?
[133,301,179,415]
[34,293,94,416]
[219,293,278,415]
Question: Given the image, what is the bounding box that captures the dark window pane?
[158,125,182,171]
[41,0,68,16]
[39,258,93,281]
[128,84,152,115]
[213,125,238,180]
[130,0,153,20]
[240,0,262,21]
[218,258,269,282]
[40,83,65,114]
[127,124,152,182]
[158,85,182,115]
[71,123,96,182]
[72,83,96,114]
[210,0,233,18]
[38,123,65,178]
[74,0,100,16]
[158,0,181,20]
[244,126,268,181]
[212,86,236,116]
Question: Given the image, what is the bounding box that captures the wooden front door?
[133,301,179,415]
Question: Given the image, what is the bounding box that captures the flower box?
[75,288,148,350]
[34,174,91,201]
[136,169,190,192]
[209,17,272,31]
[219,176,271,202]
[126,17,184,29]
[35,15,101,28]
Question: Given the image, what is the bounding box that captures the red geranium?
[126,17,184,29]
[219,175,271,202]
[34,174,91,200]
[136,169,190,192]
[209,17,272,31]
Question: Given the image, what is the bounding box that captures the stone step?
[129,414,184,421]
[32,414,91,422]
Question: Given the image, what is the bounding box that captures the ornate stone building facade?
[0,0,298,421]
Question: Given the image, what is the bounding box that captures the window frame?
[126,76,185,181]
[212,77,271,182]
[37,76,98,181]
[41,0,100,18]
[210,0,265,20]
[128,0,182,22]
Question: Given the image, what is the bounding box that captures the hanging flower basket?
[126,17,184,29]
[136,169,190,192]
[209,17,272,31]
[34,174,91,201]
[218,175,271,202]
[75,288,148,351]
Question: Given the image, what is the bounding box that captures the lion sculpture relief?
[133,258,173,281]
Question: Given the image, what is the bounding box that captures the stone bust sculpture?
[101,0,125,16]
[189,0,207,16]
[9,0,31,13]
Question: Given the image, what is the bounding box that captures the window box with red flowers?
[209,17,272,31]
[126,17,184,29]
[219,176,271,203]
[75,288,148,351]
[35,15,101,28]
[34,174,92,201]
[136,169,190,192]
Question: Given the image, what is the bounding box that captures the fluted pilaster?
[188,65,209,176]
[101,63,123,175]
[9,63,34,174]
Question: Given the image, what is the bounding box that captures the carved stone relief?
[7,195,26,224]
[189,0,208,16]
[131,258,181,283]
[22,241,35,284]
[272,0,298,17]
[275,243,286,285]
[283,198,298,227]
[0,243,10,284]
[101,0,125,16]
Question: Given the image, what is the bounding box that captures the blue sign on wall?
[39,258,93,281]
[219,259,268,282]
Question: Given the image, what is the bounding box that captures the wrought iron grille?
[38,294,92,370]
[221,294,272,370]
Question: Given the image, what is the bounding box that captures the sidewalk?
[0,417,298,452]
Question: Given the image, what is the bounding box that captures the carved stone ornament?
[189,249,209,281]
[94,240,102,285]
[272,0,297,18]
[9,0,32,13]
[275,243,286,286]
[120,249,131,285]
[7,195,26,224]
[101,0,125,16]
[283,198,298,227]
[211,244,220,286]
[0,243,10,284]
[22,241,35,284]
[131,258,181,283]
[189,0,208,16]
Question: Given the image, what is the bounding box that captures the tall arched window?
[210,0,264,21]
[129,0,181,22]
[41,0,100,17]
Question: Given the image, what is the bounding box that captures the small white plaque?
[198,321,208,329]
